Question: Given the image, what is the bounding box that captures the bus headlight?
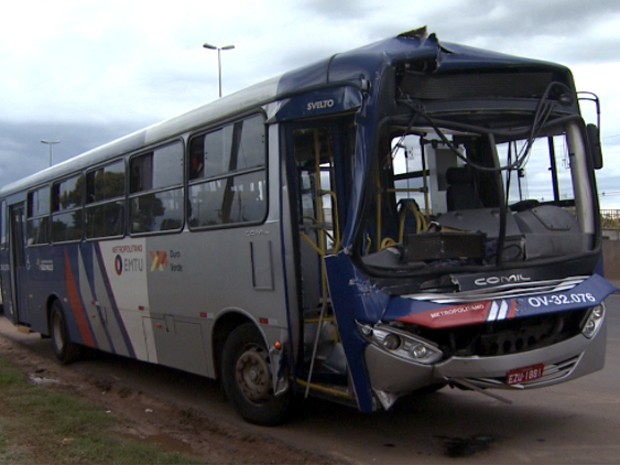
[582,304,605,339]
[356,322,443,364]
[382,333,402,351]
[410,344,429,359]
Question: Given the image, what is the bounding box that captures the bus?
[0,27,616,425]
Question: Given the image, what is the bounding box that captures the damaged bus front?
[312,30,616,412]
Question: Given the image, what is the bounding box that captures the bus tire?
[221,323,293,426]
[49,300,81,364]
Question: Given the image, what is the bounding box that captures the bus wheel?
[49,300,81,364]
[221,323,292,425]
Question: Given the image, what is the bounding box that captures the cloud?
[0,0,619,208]
[0,118,147,188]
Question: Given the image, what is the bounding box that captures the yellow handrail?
[398,200,428,242]
[302,129,343,397]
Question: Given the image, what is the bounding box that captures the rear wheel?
[221,323,293,425]
[49,300,81,364]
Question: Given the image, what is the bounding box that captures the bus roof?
[0,27,571,197]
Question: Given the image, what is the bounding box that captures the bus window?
[189,114,266,181]
[129,141,184,233]
[501,135,575,206]
[236,114,266,170]
[293,127,340,253]
[188,115,266,227]
[391,135,430,216]
[51,174,84,242]
[204,126,231,177]
[0,200,6,250]
[26,186,50,246]
[85,160,125,238]
[190,172,266,225]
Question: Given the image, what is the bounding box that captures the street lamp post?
[203,42,235,98]
[40,139,60,167]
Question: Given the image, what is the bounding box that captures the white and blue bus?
[0,28,616,425]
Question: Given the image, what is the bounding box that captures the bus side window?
[129,141,184,234]
[26,186,50,246]
[85,160,126,238]
[188,114,267,228]
[0,200,6,250]
[51,174,84,242]
[189,137,205,180]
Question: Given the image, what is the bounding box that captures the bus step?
[17,325,32,334]
[306,371,348,386]
[295,378,353,400]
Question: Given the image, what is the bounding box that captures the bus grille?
[407,310,587,357]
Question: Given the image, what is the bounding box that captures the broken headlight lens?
[356,322,443,364]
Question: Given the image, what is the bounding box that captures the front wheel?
[49,300,82,364]
[221,323,293,425]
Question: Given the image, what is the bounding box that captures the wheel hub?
[235,346,272,403]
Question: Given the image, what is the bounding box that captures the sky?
[2,0,620,208]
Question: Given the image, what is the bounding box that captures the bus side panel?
[89,242,136,357]
[90,226,289,379]
[0,251,12,319]
[96,238,152,361]
[20,246,64,334]
[23,242,140,359]
[141,229,288,377]
[23,244,98,346]
[96,236,210,375]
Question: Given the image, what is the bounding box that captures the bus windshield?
[358,90,597,288]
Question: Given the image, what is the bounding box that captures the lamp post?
[203,42,235,98]
[40,139,60,167]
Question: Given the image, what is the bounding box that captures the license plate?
[506,363,544,385]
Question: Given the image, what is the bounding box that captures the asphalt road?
[1,294,619,464]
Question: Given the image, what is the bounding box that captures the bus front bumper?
[364,316,607,410]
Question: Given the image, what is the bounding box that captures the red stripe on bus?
[64,251,96,347]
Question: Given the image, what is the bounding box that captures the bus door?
[285,119,353,391]
[7,203,28,325]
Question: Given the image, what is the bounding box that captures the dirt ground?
[0,332,343,464]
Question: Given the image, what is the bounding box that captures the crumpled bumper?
[365,315,606,409]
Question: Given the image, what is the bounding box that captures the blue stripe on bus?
[79,242,116,352]
[94,243,136,358]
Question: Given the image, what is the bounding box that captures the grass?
[0,356,202,465]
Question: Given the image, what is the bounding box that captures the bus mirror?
[586,123,603,170]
